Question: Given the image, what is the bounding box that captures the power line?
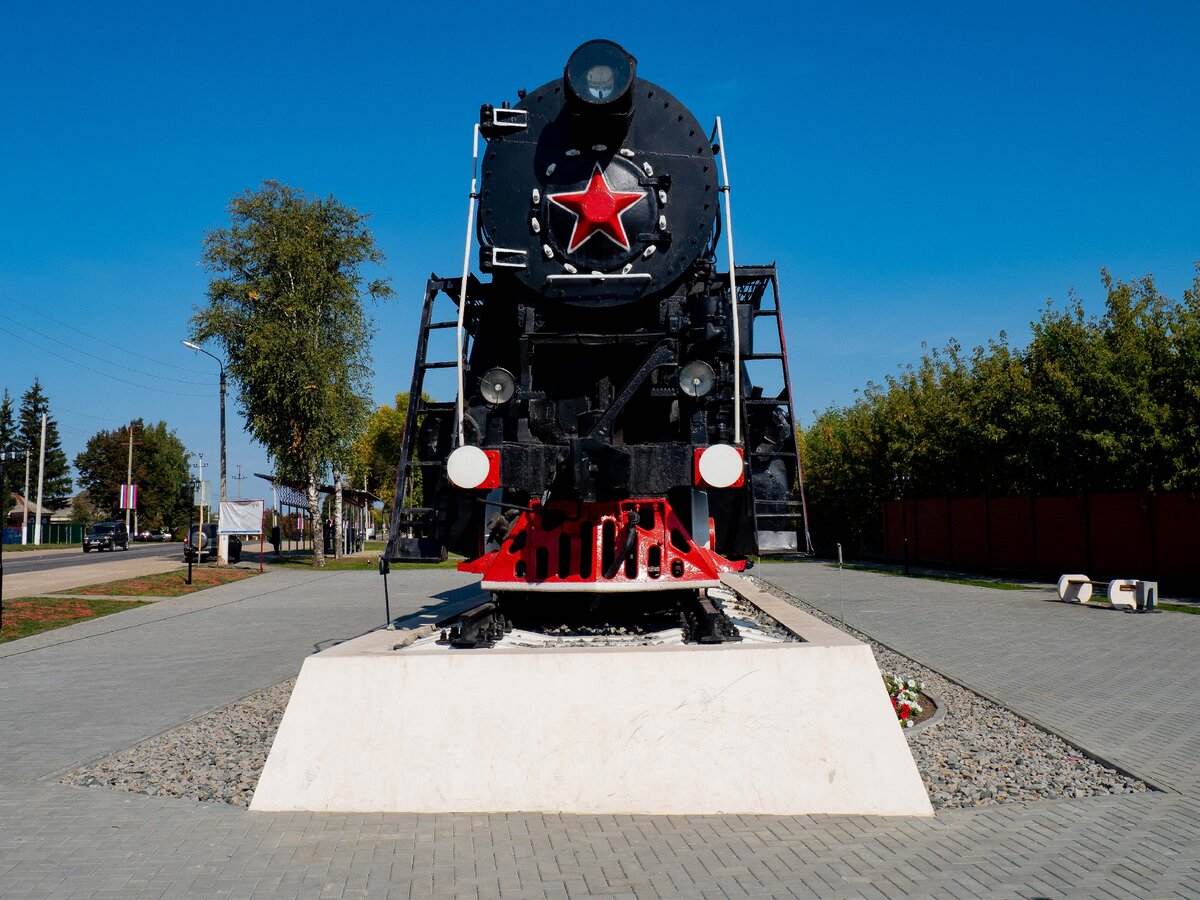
[0,311,211,385]
[0,325,217,398]
[52,406,130,425]
[0,289,211,375]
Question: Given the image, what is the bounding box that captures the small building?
[6,493,51,529]
[4,493,52,542]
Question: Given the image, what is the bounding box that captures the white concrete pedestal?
[251,577,932,816]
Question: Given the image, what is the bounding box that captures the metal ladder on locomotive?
[735,265,815,557]
[387,275,483,562]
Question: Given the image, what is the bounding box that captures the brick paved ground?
[1,562,1198,898]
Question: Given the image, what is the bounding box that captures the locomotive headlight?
[480,367,516,405]
[585,65,615,99]
[678,360,716,398]
[564,40,636,108]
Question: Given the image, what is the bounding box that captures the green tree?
[1025,273,1175,493]
[351,391,429,523]
[18,378,72,508]
[802,265,1200,555]
[192,181,393,566]
[68,491,104,526]
[74,420,190,527]
[1164,265,1200,488]
[0,389,22,502]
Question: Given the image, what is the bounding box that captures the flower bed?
[884,671,935,728]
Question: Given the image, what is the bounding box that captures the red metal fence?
[882,491,1199,593]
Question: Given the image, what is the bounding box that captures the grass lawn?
[1,542,79,552]
[72,567,259,598]
[1080,598,1200,615]
[1,597,150,643]
[268,551,461,570]
[1158,602,1200,614]
[834,563,1030,590]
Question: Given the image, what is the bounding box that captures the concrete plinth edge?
[250,582,933,816]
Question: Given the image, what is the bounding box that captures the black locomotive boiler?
[386,40,809,597]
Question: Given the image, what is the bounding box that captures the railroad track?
[436,591,742,649]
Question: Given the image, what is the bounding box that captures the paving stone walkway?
[1,562,1198,898]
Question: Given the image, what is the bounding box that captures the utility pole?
[218,363,227,563]
[21,452,30,545]
[182,340,227,563]
[125,421,134,532]
[1,449,28,627]
[196,453,207,525]
[33,414,46,545]
[233,464,246,499]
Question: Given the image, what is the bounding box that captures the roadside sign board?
[219,499,265,535]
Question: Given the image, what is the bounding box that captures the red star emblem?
[547,164,646,253]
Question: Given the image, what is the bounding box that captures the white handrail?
[456,124,481,448]
[715,116,741,445]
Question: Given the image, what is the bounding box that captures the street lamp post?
[1,449,29,630]
[182,340,228,564]
[185,477,199,585]
[898,472,912,577]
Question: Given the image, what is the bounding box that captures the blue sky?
[3,1,1198,503]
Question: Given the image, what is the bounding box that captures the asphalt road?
[0,540,265,600]
[2,541,181,576]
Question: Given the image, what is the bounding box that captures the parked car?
[83,521,130,552]
[183,523,242,563]
[149,528,171,542]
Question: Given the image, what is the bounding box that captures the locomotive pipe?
[456,124,481,448]
[714,117,742,446]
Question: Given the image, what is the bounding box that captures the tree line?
[0,370,405,540]
[0,380,193,530]
[801,267,1200,554]
[1,379,72,512]
[3,188,406,556]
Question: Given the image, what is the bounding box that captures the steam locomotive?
[385,40,803,597]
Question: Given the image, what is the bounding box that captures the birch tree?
[192,181,393,566]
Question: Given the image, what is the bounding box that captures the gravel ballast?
[63,579,1148,810]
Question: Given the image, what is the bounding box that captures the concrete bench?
[1056,574,1158,612]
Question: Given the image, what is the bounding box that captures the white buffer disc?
[447,445,492,489]
[698,444,743,488]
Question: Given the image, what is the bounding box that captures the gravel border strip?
[743,574,1151,808]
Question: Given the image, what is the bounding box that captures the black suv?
[83,521,130,552]
[183,523,242,563]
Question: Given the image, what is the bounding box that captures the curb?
[905,689,946,736]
